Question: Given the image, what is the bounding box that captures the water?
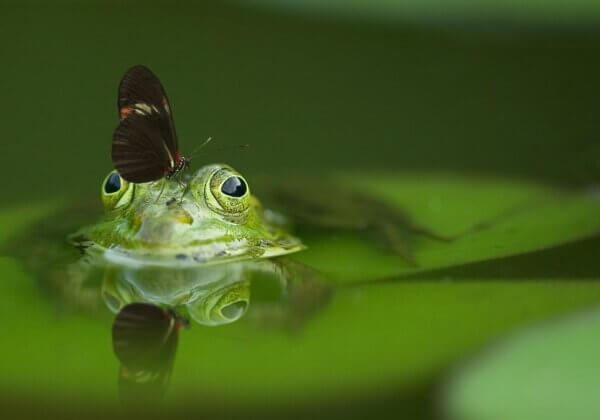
[2,2,600,419]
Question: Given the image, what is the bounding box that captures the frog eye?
[221,176,247,197]
[205,167,251,220]
[186,280,250,326]
[104,172,122,194]
[101,170,134,211]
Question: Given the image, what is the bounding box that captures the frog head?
[77,164,303,266]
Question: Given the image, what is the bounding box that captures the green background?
[2,1,600,419]
[3,1,600,207]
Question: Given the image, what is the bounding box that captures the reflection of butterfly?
[112,303,187,405]
[112,65,190,183]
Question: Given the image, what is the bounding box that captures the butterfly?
[112,65,190,183]
[112,303,188,404]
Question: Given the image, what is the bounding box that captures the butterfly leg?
[176,175,189,203]
[155,178,167,203]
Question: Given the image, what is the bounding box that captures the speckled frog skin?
[73,164,304,266]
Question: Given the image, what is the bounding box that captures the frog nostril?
[174,209,193,224]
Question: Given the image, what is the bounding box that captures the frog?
[56,164,332,404]
[56,163,330,328]
[10,161,441,326]
[2,164,446,404]
[70,163,305,268]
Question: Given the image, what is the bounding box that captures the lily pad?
[3,174,600,285]
[168,280,600,406]
[294,173,600,283]
[443,307,600,420]
[1,175,600,412]
[2,254,600,410]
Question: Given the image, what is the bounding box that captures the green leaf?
[444,307,600,420]
[2,249,600,409]
[295,173,600,283]
[168,280,600,406]
[1,178,599,411]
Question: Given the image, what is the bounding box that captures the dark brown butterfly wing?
[112,303,179,405]
[117,65,178,159]
[112,113,173,183]
[112,303,178,368]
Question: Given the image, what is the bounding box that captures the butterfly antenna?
[199,142,250,154]
[188,136,213,160]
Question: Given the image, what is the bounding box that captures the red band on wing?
[119,107,133,120]
[161,96,170,113]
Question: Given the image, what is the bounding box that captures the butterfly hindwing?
[112,303,179,404]
[112,113,174,183]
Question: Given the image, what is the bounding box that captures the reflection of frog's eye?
[221,176,247,197]
[101,170,134,211]
[187,280,250,326]
[206,167,251,220]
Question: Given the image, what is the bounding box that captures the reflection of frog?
[8,162,444,321]
[2,163,333,323]
[66,165,332,405]
[106,257,332,406]
[5,163,446,407]
[60,163,331,328]
[10,163,440,320]
[101,258,331,329]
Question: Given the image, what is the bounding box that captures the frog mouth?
[95,234,305,269]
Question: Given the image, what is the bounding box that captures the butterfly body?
[166,155,190,180]
[112,65,189,184]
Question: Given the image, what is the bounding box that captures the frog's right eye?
[101,170,134,211]
[104,172,121,194]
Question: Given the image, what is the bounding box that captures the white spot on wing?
[132,102,160,116]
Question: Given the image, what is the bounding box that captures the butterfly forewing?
[116,65,179,168]
[112,113,173,183]
[118,66,166,112]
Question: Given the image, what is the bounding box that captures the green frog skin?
[73,164,304,267]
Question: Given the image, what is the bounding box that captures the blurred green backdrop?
[3,1,600,419]
[2,1,600,207]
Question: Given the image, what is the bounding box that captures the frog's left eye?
[101,170,134,211]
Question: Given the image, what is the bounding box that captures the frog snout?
[170,208,193,225]
[137,209,194,243]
